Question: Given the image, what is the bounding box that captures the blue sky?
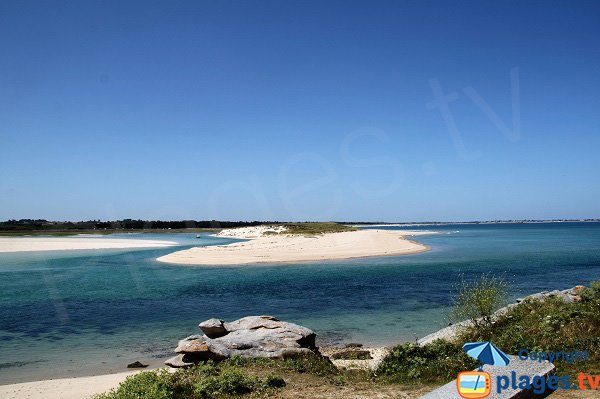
[1,1,599,222]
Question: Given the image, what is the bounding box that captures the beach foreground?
[157,226,434,265]
[0,371,140,399]
[0,236,176,253]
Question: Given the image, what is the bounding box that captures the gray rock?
[166,316,318,367]
[165,354,199,368]
[418,319,472,346]
[199,318,228,338]
[126,361,148,368]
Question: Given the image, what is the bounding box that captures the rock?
[126,361,148,368]
[522,287,584,304]
[418,319,472,346]
[574,285,586,295]
[199,318,228,338]
[165,354,201,368]
[166,315,319,368]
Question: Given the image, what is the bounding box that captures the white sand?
[0,371,140,399]
[157,226,434,265]
[0,237,177,253]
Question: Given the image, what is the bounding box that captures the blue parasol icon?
[463,341,511,368]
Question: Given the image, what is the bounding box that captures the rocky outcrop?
[515,285,585,304]
[126,361,148,368]
[165,316,318,368]
[199,318,228,338]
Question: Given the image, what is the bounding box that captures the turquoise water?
[1,223,599,384]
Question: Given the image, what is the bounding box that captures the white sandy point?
[157,227,435,265]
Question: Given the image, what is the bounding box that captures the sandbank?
[157,226,434,265]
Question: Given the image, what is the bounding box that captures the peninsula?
[157,223,434,265]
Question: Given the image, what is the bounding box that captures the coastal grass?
[276,222,356,235]
[452,272,508,335]
[94,360,286,399]
[458,280,600,377]
[375,340,478,385]
[95,353,351,399]
[376,279,600,386]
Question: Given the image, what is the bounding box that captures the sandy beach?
[0,371,141,399]
[0,236,177,253]
[157,226,434,265]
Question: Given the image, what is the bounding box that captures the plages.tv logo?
[457,342,511,399]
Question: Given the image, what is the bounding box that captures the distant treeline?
[0,219,276,231]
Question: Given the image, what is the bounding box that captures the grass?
[452,272,508,337]
[94,360,287,399]
[376,280,600,387]
[458,280,600,377]
[226,353,341,378]
[330,349,372,360]
[95,353,346,399]
[274,222,356,235]
[375,340,478,384]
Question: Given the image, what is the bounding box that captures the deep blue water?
[0,223,599,383]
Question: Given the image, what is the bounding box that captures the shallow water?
[1,223,599,383]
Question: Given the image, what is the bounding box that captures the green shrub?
[95,370,174,399]
[281,222,356,235]
[263,373,286,388]
[452,273,508,338]
[226,352,339,377]
[459,280,600,377]
[280,353,340,376]
[376,340,478,384]
[95,361,286,399]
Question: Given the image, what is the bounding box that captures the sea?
[1,222,599,384]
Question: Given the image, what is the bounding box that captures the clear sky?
[1,1,599,222]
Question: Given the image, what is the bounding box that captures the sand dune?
[157,227,434,265]
[0,236,176,253]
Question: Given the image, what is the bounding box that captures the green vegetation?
[94,360,287,399]
[226,352,341,378]
[95,353,347,399]
[0,219,358,236]
[459,280,600,377]
[377,279,600,386]
[376,340,478,384]
[452,273,508,338]
[278,222,356,235]
[95,279,600,397]
[330,349,372,360]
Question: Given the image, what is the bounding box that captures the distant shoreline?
[0,219,597,237]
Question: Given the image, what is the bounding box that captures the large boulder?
[199,318,228,338]
[166,316,318,368]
